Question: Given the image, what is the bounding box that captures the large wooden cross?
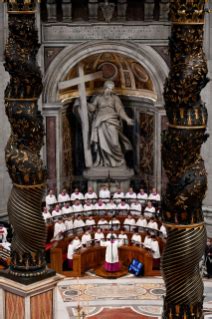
[59,63,103,167]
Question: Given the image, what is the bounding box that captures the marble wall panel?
[46,117,57,191]
[5,292,24,319]
[31,290,53,319]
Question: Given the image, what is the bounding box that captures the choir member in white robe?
[70,188,84,201]
[143,232,153,249]
[113,187,124,203]
[72,200,84,214]
[53,219,66,239]
[67,236,81,269]
[136,188,148,204]
[85,216,96,229]
[147,218,158,231]
[130,199,142,216]
[150,236,161,269]
[131,230,142,245]
[73,215,85,233]
[94,199,106,215]
[106,199,117,215]
[42,207,52,222]
[45,189,57,209]
[123,214,135,231]
[117,200,130,215]
[125,187,136,202]
[81,231,92,246]
[84,186,97,201]
[109,217,120,230]
[94,229,105,242]
[148,188,161,201]
[160,224,167,238]
[0,226,7,243]
[52,204,62,218]
[62,202,73,215]
[99,185,110,202]
[143,201,156,218]
[136,215,147,229]
[58,189,70,203]
[118,230,128,245]
[106,232,117,239]
[101,236,123,272]
[65,216,74,232]
[84,200,95,216]
[97,217,109,230]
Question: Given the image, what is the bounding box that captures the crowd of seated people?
[65,228,161,270]
[51,213,167,241]
[43,186,161,223]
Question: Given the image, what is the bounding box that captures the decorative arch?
[43,41,169,105]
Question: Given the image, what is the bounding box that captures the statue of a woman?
[88,81,134,167]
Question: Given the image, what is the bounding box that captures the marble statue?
[87,81,134,167]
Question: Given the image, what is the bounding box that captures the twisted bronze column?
[3,0,50,280]
[161,1,209,318]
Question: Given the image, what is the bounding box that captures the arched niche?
[42,41,169,193]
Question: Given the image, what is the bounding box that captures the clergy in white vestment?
[137,188,148,204]
[147,218,158,231]
[0,226,7,243]
[94,199,106,215]
[70,188,84,201]
[125,187,136,202]
[65,216,74,232]
[85,216,96,229]
[58,188,70,203]
[113,187,125,203]
[118,230,128,245]
[106,199,117,215]
[81,231,92,246]
[73,215,85,232]
[109,217,121,230]
[53,219,66,239]
[136,215,147,228]
[143,232,153,249]
[123,214,135,231]
[150,236,161,269]
[94,228,105,242]
[117,200,130,215]
[148,188,161,201]
[42,207,52,222]
[67,236,81,269]
[101,235,123,272]
[84,200,95,215]
[62,202,73,215]
[97,217,109,230]
[131,230,142,245]
[143,201,156,218]
[72,200,84,214]
[106,232,117,239]
[45,189,57,209]
[52,204,62,218]
[99,185,111,202]
[130,199,142,216]
[84,186,97,201]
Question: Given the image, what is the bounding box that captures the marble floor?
[55,275,212,319]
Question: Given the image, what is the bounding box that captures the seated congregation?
[43,185,165,278]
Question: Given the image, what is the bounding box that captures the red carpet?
[88,307,157,319]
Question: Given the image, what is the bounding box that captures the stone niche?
[56,52,158,193]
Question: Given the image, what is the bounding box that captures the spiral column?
[2,0,51,280]
[161,1,210,318]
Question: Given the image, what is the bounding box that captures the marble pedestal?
[83,166,134,192]
[0,273,64,319]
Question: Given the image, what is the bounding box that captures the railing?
[41,0,169,23]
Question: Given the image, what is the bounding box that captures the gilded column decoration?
[3,0,50,280]
[161,2,209,318]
